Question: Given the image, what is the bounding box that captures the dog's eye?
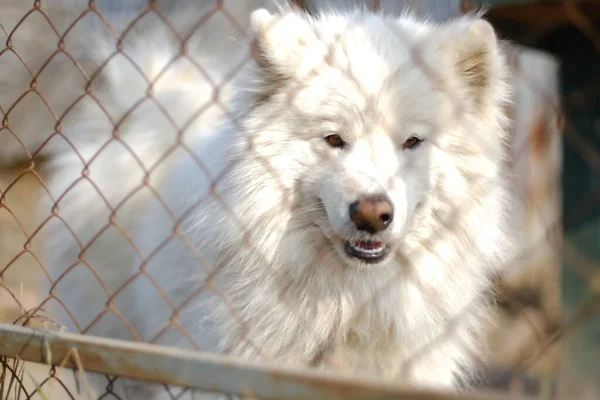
[403,136,422,150]
[325,134,345,148]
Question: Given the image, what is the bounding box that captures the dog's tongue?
[354,241,383,250]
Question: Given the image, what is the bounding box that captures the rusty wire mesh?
[0,0,598,399]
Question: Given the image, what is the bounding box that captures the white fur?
[7,2,515,398]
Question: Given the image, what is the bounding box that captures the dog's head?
[236,8,509,269]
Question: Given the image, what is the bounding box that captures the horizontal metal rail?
[0,324,534,400]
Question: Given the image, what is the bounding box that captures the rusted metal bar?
[0,324,535,400]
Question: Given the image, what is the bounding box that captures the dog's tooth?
[352,244,385,255]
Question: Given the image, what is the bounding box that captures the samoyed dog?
[3,0,514,397]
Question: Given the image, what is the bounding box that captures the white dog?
[4,1,515,397]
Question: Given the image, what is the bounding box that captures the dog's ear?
[250,9,322,79]
[437,18,505,112]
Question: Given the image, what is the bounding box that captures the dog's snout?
[349,194,394,234]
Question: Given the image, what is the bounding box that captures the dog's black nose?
[349,194,393,234]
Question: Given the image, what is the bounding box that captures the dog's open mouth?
[344,240,390,263]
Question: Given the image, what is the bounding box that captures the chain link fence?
[0,0,598,399]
